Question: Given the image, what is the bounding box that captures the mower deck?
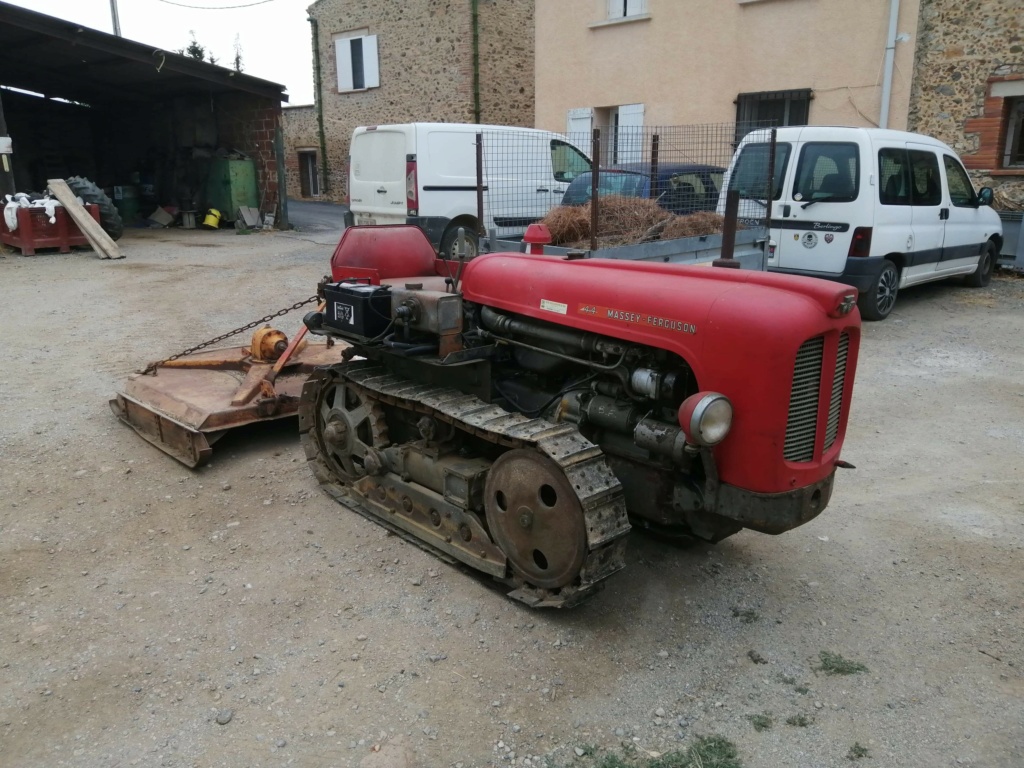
[110,342,342,467]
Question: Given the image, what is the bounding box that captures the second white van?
[720,126,1002,320]
[347,122,592,259]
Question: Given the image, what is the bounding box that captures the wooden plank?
[46,179,123,259]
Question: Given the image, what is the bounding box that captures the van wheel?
[858,259,899,321]
[440,225,479,260]
[965,241,996,288]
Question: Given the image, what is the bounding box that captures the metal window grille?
[735,89,812,144]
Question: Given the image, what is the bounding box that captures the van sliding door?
[905,144,945,283]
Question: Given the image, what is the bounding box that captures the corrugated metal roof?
[0,3,288,105]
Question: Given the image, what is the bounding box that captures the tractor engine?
[300,225,860,607]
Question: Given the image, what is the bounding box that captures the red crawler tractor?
[294,225,860,607]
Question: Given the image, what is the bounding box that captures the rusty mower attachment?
[110,302,344,467]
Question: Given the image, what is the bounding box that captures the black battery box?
[322,282,392,338]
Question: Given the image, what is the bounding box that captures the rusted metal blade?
[110,341,343,467]
[109,392,217,468]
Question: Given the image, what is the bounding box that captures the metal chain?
[141,295,320,375]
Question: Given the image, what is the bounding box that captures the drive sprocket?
[304,369,389,485]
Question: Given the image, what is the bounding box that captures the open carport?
[0,3,289,227]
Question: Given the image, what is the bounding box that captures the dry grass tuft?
[539,204,593,245]
[541,199,732,250]
[662,211,730,240]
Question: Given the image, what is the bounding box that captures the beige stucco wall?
[536,0,920,132]
[307,0,534,201]
[908,0,1023,207]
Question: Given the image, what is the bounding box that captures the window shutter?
[362,35,379,89]
[625,0,646,16]
[567,107,593,138]
[335,38,353,91]
[607,0,624,19]
[616,103,645,163]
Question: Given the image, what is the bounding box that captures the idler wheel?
[314,379,387,483]
[484,449,587,589]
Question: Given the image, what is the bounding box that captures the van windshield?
[551,140,592,182]
[728,142,790,201]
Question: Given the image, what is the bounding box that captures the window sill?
[989,169,1024,177]
[588,14,651,29]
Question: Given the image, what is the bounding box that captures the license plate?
[356,215,376,226]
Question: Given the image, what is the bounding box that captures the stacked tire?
[64,176,124,242]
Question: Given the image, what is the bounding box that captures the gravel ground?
[1,226,1022,768]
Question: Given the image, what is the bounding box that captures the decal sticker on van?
[824,233,834,244]
[770,220,850,232]
[802,232,818,249]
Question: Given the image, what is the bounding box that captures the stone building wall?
[908,0,1024,207]
[282,105,319,198]
[306,0,534,202]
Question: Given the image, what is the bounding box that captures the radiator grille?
[824,332,850,450]
[784,336,824,462]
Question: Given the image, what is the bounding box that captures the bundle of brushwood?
[540,196,734,250]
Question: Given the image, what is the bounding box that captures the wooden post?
[0,91,15,199]
[590,128,600,253]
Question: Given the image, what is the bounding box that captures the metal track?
[299,360,631,608]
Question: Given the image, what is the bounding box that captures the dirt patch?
[0,229,1022,767]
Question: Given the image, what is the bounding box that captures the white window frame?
[607,0,647,20]
[334,30,379,93]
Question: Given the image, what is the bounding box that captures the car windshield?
[562,171,648,205]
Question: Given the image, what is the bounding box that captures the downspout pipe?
[471,0,481,123]
[309,15,330,196]
[879,0,900,129]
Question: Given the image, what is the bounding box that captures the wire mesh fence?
[479,123,774,252]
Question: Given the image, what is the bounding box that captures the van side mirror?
[977,187,994,207]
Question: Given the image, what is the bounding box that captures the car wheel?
[965,241,996,288]
[439,224,479,261]
[857,259,899,321]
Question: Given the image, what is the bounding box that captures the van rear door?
[349,126,411,226]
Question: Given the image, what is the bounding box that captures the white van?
[720,126,1003,320]
[347,122,591,258]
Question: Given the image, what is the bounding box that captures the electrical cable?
[496,373,600,418]
[155,0,280,10]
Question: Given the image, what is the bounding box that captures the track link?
[299,361,631,608]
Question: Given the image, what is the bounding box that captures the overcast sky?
[3,0,315,104]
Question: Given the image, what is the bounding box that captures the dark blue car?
[561,162,725,216]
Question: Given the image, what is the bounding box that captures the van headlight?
[678,392,733,446]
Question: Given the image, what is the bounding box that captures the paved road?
[287,197,348,236]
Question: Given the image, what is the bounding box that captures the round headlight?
[678,392,733,446]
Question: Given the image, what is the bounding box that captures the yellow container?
[201,208,222,229]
